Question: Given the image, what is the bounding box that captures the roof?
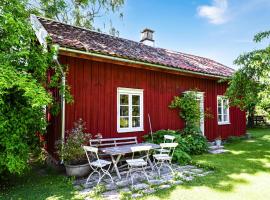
[36,16,234,77]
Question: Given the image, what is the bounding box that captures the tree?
[31,0,124,33]
[0,0,65,175]
[226,31,270,127]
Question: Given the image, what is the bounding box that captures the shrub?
[169,91,201,132]
[56,119,91,165]
[144,129,208,164]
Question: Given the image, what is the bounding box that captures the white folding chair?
[83,146,114,185]
[126,146,151,187]
[155,135,176,153]
[153,143,178,177]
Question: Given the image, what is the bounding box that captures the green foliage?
[169,91,201,129]
[56,119,91,164]
[0,0,70,175]
[37,0,125,34]
[226,30,270,124]
[144,129,208,164]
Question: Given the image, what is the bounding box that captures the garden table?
[100,143,160,180]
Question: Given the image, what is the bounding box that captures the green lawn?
[145,128,270,200]
[1,128,270,200]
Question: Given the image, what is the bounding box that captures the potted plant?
[215,135,222,147]
[56,119,91,177]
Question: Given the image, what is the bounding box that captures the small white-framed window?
[117,88,144,133]
[217,95,230,125]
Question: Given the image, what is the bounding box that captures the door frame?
[196,92,205,136]
[184,91,205,135]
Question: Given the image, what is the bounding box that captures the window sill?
[117,128,144,133]
[218,122,231,125]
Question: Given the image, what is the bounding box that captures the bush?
[144,129,208,164]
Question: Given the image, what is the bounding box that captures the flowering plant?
[56,119,91,165]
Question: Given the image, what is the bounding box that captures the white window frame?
[217,95,230,125]
[117,87,144,133]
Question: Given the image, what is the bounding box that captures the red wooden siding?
[47,55,246,154]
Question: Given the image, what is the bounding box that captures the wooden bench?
[89,137,138,170]
[89,137,138,148]
[254,116,266,125]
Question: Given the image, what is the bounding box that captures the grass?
[144,128,270,200]
[1,128,270,200]
[0,166,83,200]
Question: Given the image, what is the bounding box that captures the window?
[117,88,144,132]
[217,96,230,125]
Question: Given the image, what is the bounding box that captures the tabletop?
[100,143,160,155]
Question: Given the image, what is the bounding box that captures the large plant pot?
[65,163,90,177]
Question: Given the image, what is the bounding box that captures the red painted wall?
[46,55,246,154]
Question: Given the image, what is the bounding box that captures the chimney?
[140,28,155,46]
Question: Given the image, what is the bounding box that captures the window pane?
[218,99,222,107]
[120,117,129,128]
[132,117,140,128]
[218,107,222,115]
[120,106,129,116]
[223,99,228,108]
[223,107,228,115]
[132,106,140,116]
[132,95,140,105]
[218,115,222,122]
[120,94,128,105]
[224,114,228,122]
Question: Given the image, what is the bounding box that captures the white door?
[196,93,205,135]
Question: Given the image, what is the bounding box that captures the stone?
[209,145,224,150]
[120,187,131,193]
[105,183,117,191]
[143,188,156,194]
[82,183,96,189]
[79,188,92,195]
[170,180,183,185]
[196,173,206,177]
[190,168,204,174]
[182,176,194,181]
[148,179,165,186]
[161,174,173,182]
[131,193,143,198]
[116,180,130,188]
[208,149,229,154]
[102,190,120,200]
[159,184,171,190]
[133,183,149,191]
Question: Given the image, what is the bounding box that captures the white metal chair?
[83,146,114,185]
[126,146,151,187]
[153,143,178,177]
[155,135,176,153]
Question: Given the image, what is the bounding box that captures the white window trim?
[117,87,144,133]
[217,95,230,125]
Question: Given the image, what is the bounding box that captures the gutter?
[59,47,227,79]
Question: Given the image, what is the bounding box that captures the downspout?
[53,47,66,164]
[30,15,66,163]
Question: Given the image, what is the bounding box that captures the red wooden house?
[31,15,246,157]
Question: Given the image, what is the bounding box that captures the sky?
[96,0,270,69]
